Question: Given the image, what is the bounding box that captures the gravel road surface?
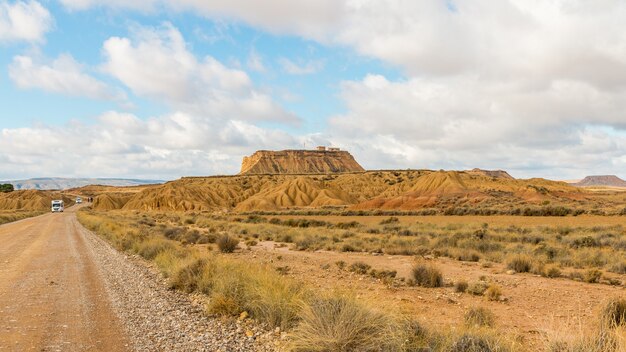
[0,206,280,352]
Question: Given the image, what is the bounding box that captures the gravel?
[79,223,284,352]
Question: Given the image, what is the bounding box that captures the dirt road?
[0,206,129,351]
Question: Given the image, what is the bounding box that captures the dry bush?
[464,307,495,328]
[584,269,603,284]
[485,285,502,301]
[447,331,515,352]
[507,254,533,273]
[411,262,443,288]
[467,281,489,296]
[601,298,626,329]
[542,265,562,278]
[348,261,371,275]
[455,280,469,293]
[134,237,178,260]
[217,234,239,253]
[290,295,402,352]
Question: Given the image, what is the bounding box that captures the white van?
[51,200,64,213]
[76,197,82,204]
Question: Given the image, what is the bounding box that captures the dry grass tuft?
[506,254,533,273]
[411,262,443,288]
[601,298,626,329]
[290,295,402,352]
[464,307,496,328]
[485,285,502,301]
[217,234,239,253]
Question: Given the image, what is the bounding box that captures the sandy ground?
[237,241,626,350]
[0,205,129,351]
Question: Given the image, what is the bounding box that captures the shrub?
[507,254,533,273]
[464,307,495,328]
[217,234,239,253]
[290,296,401,352]
[450,334,499,352]
[335,260,346,270]
[609,262,626,274]
[600,298,626,328]
[467,281,489,296]
[542,265,561,278]
[134,237,178,260]
[369,269,397,280]
[403,319,430,351]
[583,269,602,283]
[380,216,400,225]
[349,261,371,275]
[455,280,469,293]
[411,263,443,288]
[485,285,502,301]
[455,249,482,262]
[169,256,210,294]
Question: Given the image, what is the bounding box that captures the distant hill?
[571,175,626,188]
[239,149,365,175]
[3,178,165,190]
[87,170,587,212]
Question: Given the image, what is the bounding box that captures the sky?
[1,0,626,181]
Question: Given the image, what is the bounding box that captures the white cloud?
[0,111,299,179]
[247,49,265,73]
[9,54,128,103]
[22,1,626,178]
[279,57,324,75]
[0,0,52,42]
[102,23,298,123]
[327,74,626,178]
[59,0,156,11]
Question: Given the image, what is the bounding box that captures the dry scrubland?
[0,210,44,225]
[78,209,626,351]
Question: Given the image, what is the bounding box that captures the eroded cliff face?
[239,150,365,175]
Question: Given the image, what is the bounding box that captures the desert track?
[0,206,129,351]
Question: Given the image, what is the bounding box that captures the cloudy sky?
[1,0,626,180]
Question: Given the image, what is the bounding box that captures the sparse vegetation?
[485,284,503,301]
[411,262,443,288]
[464,306,496,328]
[348,261,371,275]
[455,280,469,293]
[77,208,626,352]
[290,295,401,352]
[600,298,626,328]
[217,234,239,253]
[507,254,533,273]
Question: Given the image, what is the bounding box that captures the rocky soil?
[79,220,284,352]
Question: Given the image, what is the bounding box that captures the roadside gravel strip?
[74,216,281,352]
